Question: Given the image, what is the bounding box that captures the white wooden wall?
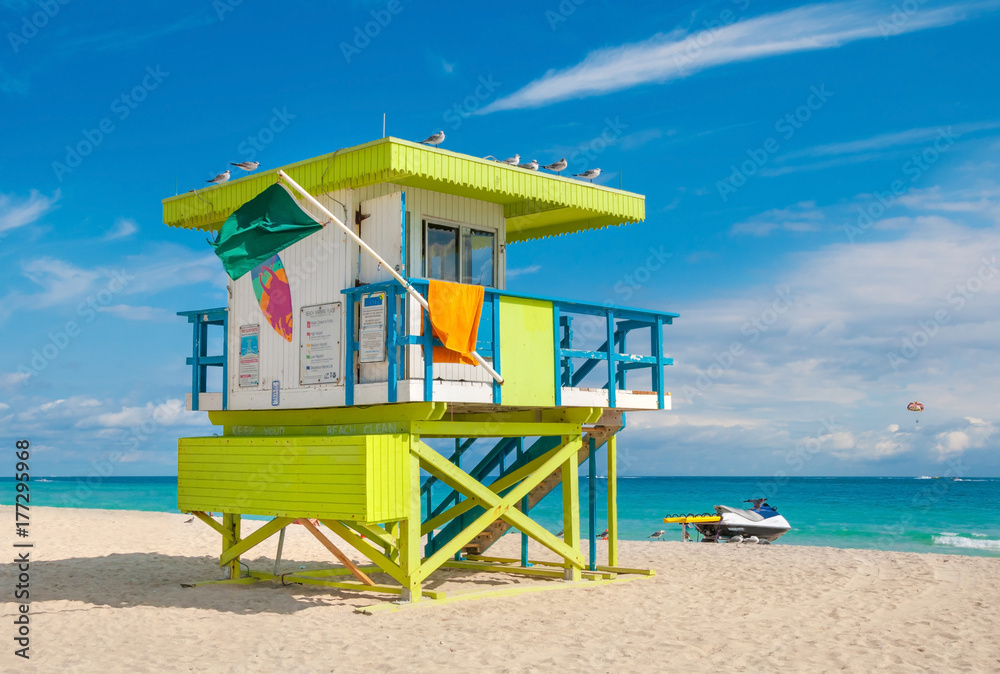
[226,183,506,410]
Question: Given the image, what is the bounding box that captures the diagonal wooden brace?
[219,517,293,567]
[297,519,375,586]
[320,519,408,587]
[411,438,585,584]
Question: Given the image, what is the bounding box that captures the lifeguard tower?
[165,137,677,603]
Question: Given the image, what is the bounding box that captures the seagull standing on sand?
[572,168,602,183]
[501,154,520,165]
[419,131,445,146]
[206,170,230,185]
[543,158,567,174]
[517,159,539,170]
[649,529,666,540]
[230,161,260,172]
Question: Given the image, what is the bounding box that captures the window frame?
[421,218,497,287]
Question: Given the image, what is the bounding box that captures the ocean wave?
[933,535,1000,550]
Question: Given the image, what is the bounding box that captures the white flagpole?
[275,170,503,385]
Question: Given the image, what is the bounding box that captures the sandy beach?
[2,505,998,673]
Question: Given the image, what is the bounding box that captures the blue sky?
[2,0,999,477]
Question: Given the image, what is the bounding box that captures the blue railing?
[341,278,676,408]
[178,308,228,411]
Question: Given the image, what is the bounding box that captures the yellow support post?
[399,449,423,602]
[607,433,618,567]
[222,513,241,580]
[387,521,401,564]
[561,436,581,581]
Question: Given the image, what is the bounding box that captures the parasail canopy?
[907,402,924,412]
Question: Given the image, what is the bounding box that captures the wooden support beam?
[421,499,477,537]
[562,438,582,581]
[607,432,618,567]
[220,516,291,567]
[222,513,242,579]
[411,420,582,438]
[209,401,446,428]
[248,571,445,599]
[297,519,374,586]
[399,451,423,602]
[320,520,408,586]
[464,555,650,578]
[411,439,585,581]
[191,511,227,537]
[341,520,398,552]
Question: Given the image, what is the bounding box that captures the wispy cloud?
[0,189,60,234]
[762,120,1000,177]
[731,201,826,236]
[481,1,999,113]
[507,264,542,278]
[54,13,213,56]
[104,218,138,240]
[98,304,177,321]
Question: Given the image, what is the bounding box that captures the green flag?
[209,183,324,280]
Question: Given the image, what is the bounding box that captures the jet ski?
[693,499,791,543]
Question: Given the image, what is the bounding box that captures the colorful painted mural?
[252,254,293,341]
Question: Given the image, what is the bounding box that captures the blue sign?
[271,380,280,406]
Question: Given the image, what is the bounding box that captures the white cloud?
[731,201,824,236]
[934,417,997,458]
[0,189,60,233]
[507,264,542,278]
[84,399,205,429]
[18,397,101,422]
[98,304,177,321]
[481,1,998,113]
[104,218,138,240]
[0,371,31,388]
[637,172,1000,470]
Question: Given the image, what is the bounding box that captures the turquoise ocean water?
[3,476,998,557]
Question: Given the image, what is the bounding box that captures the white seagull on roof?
[572,168,602,183]
[206,170,230,185]
[230,161,259,172]
[517,159,539,170]
[419,131,445,146]
[543,158,567,174]
[501,153,520,165]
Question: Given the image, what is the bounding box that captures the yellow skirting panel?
[178,434,409,523]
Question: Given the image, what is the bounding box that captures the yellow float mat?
[662,515,722,524]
